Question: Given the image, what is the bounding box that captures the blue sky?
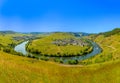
[0,0,120,33]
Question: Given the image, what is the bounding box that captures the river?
[14,40,102,63]
[14,41,29,55]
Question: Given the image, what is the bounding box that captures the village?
[52,39,89,47]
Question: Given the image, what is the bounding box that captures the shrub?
[3,48,11,53]
[95,58,105,63]
[67,59,78,64]
[54,58,63,63]
[40,56,49,61]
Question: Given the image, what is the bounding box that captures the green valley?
[0,29,119,83]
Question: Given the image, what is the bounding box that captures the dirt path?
[107,46,116,51]
[58,64,84,67]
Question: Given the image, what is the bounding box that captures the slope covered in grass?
[27,32,92,57]
[81,28,120,64]
[0,51,119,83]
[99,28,120,37]
[0,32,38,55]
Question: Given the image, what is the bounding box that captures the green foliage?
[95,58,105,63]
[54,58,63,63]
[67,59,78,64]
[40,56,49,61]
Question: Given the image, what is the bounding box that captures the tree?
[67,60,78,64]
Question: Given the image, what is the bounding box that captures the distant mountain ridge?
[0,30,89,37]
[0,28,119,36]
[70,32,89,37]
[0,31,17,34]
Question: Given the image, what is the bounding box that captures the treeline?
[54,58,79,64]
[27,46,93,57]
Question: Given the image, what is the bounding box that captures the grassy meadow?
[0,51,119,83]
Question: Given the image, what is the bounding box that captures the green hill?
[27,32,92,57]
[99,28,120,37]
[81,28,120,65]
